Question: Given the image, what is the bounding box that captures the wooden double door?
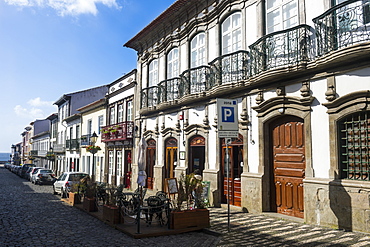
[271,116,305,218]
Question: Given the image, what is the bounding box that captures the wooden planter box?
[103,205,123,224]
[83,197,97,212]
[68,192,81,206]
[170,209,210,229]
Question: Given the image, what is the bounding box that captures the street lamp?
[89,132,99,182]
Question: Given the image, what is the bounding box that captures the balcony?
[53,144,65,153]
[249,24,314,76]
[80,134,91,147]
[179,65,212,96]
[158,77,181,103]
[101,121,134,142]
[313,0,370,56]
[66,139,80,151]
[142,86,159,108]
[209,50,249,87]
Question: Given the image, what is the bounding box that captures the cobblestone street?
[1,165,370,247]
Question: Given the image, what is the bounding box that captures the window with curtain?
[109,151,114,175]
[222,12,242,55]
[117,150,122,177]
[266,0,298,34]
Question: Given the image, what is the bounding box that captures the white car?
[32,169,56,185]
[53,172,89,198]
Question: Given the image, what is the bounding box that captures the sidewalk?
[207,207,370,247]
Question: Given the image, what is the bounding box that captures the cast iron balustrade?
[158,77,181,103]
[249,24,314,76]
[101,121,134,142]
[313,0,370,56]
[179,65,211,97]
[80,134,91,147]
[66,139,80,150]
[142,86,159,108]
[53,144,65,153]
[209,50,249,87]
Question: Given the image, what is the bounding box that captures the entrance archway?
[165,137,177,179]
[221,135,243,206]
[189,135,205,174]
[146,139,156,189]
[270,116,305,218]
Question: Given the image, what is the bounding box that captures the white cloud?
[4,0,120,16]
[28,97,53,107]
[14,97,56,120]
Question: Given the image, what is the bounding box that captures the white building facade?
[125,0,370,233]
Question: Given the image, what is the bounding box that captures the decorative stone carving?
[325,85,336,101]
[276,86,285,96]
[300,81,311,97]
[256,91,264,105]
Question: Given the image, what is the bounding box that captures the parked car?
[28,167,44,181]
[20,164,35,178]
[32,169,56,185]
[53,172,89,198]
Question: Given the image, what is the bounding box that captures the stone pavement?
[1,165,370,247]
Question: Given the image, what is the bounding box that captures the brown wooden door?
[271,117,305,218]
[165,138,178,179]
[146,139,156,189]
[221,136,243,207]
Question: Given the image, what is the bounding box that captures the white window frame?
[266,0,298,34]
[190,33,206,68]
[110,107,115,125]
[167,48,179,79]
[148,59,158,87]
[117,104,124,123]
[109,150,114,175]
[222,12,242,55]
[127,101,133,122]
[117,150,122,177]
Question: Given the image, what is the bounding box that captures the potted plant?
[170,172,210,229]
[68,182,83,206]
[82,176,98,212]
[103,185,122,224]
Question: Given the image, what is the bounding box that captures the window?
[190,33,206,68]
[69,127,73,140]
[87,120,92,135]
[339,111,370,180]
[148,60,158,87]
[167,48,179,79]
[117,150,122,177]
[266,0,298,34]
[117,104,124,123]
[76,125,80,139]
[109,150,114,175]
[222,12,242,55]
[98,115,104,134]
[110,107,115,125]
[126,100,133,121]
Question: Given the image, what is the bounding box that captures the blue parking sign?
[222,107,235,122]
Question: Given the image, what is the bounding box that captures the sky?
[0,0,176,152]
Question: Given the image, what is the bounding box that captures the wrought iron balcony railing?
[66,139,80,150]
[142,86,159,108]
[179,65,211,96]
[249,24,314,76]
[80,134,91,147]
[53,144,65,153]
[209,50,249,87]
[313,0,370,56]
[158,77,181,103]
[101,121,134,142]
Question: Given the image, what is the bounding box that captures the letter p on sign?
[222,107,234,122]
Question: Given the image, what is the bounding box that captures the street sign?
[217,98,238,138]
